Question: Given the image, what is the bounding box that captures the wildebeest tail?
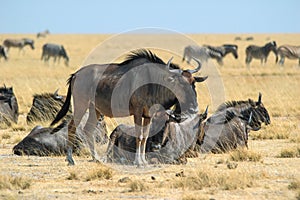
[50,74,74,126]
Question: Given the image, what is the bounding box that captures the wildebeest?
[182,45,223,64]
[198,93,270,153]
[13,115,108,156]
[26,90,72,124]
[106,107,208,164]
[276,45,300,66]
[37,29,50,38]
[0,85,19,126]
[3,38,35,52]
[50,49,207,166]
[203,44,238,66]
[245,41,278,66]
[41,43,69,66]
[0,45,8,61]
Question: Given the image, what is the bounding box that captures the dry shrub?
[229,148,262,162]
[128,180,148,192]
[279,147,300,158]
[173,168,254,191]
[85,166,112,181]
[0,175,31,190]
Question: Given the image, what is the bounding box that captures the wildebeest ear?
[194,76,208,82]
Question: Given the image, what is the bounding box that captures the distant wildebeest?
[276,45,300,66]
[0,85,19,126]
[0,45,8,61]
[3,38,35,53]
[203,44,238,66]
[182,45,223,64]
[26,90,72,124]
[198,93,270,153]
[13,115,108,156]
[50,49,207,166]
[106,107,208,164]
[234,36,242,41]
[245,41,278,66]
[41,43,69,66]
[37,29,50,38]
[245,36,254,41]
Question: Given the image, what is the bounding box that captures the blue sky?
[1,0,299,34]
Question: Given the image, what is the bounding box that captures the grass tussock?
[290,135,300,143]
[172,168,255,191]
[66,172,79,180]
[85,166,113,181]
[279,147,300,158]
[128,180,148,192]
[288,179,300,190]
[1,133,11,140]
[0,175,31,190]
[229,148,262,162]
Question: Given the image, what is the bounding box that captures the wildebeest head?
[0,46,8,60]
[60,46,69,66]
[0,85,19,125]
[23,38,35,50]
[26,89,70,124]
[223,44,238,59]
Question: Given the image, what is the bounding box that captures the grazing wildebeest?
[245,36,254,41]
[276,45,300,66]
[26,90,72,124]
[198,93,270,153]
[234,36,242,41]
[106,107,208,164]
[37,29,50,38]
[245,41,278,66]
[41,43,69,66]
[203,44,238,66]
[0,85,19,126]
[3,38,35,52]
[0,45,8,61]
[50,49,207,166]
[13,115,108,156]
[182,45,223,64]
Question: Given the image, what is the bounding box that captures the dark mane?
[119,49,180,69]
[216,99,256,112]
[33,93,56,99]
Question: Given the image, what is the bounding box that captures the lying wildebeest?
[3,38,35,52]
[13,114,108,156]
[41,43,69,66]
[37,29,50,38]
[245,41,277,66]
[106,107,208,164]
[26,90,72,124]
[276,45,300,66]
[0,45,8,61]
[0,85,19,126]
[198,93,270,153]
[203,44,238,66]
[50,49,207,166]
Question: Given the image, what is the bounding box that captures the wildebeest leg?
[67,118,76,165]
[217,58,223,66]
[53,56,57,65]
[133,114,143,166]
[298,58,300,66]
[245,55,252,67]
[140,117,151,165]
[279,56,285,65]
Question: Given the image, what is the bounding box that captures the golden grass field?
[0,33,299,200]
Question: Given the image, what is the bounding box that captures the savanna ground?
[0,33,299,200]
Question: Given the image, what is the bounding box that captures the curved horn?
[187,57,202,74]
[166,56,173,69]
[54,89,59,96]
[257,92,262,104]
[204,105,209,115]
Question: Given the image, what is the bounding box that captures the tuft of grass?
[288,179,300,190]
[66,172,79,180]
[0,175,31,190]
[85,166,112,181]
[279,147,300,158]
[128,180,148,192]
[1,133,11,140]
[229,148,262,162]
[290,135,300,143]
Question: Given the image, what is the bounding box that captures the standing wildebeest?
[13,115,108,156]
[203,44,238,66]
[37,29,50,38]
[0,45,8,60]
[41,43,69,66]
[182,45,223,64]
[276,45,300,66]
[26,90,72,124]
[198,93,270,153]
[245,41,278,66]
[50,49,207,166]
[106,107,208,164]
[3,38,35,52]
[0,85,19,126]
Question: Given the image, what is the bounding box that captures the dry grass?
[0,33,300,199]
[279,147,300,158]
[0,174,31,190]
